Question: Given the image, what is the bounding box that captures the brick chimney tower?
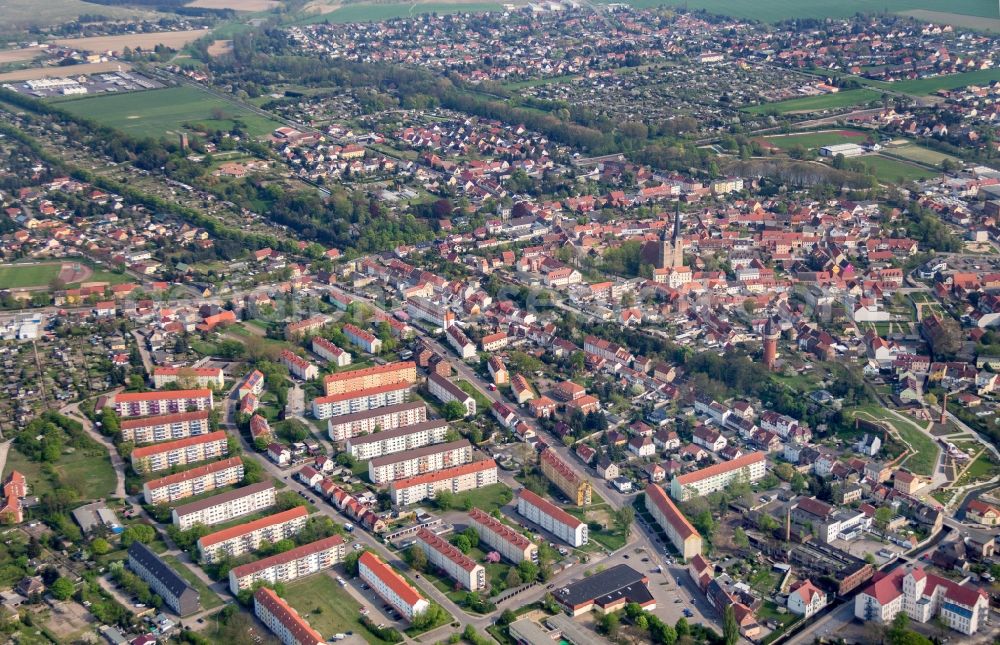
[763,318,779,371]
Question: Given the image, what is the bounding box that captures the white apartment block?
[327,402,427,442]
[343,323,383,354]
[358,551,429,622]
[406,296,455,329]
[111,389,214,418]
[345,419,449,460]
[389,459,499,506]
[669,452,766,501]
[427,372,476,417]
[280,350,318,380]
[254,587,324,645]
[468,507,538,565]
[311,383,410,420]
[198,506,309,563]
[416,527,486,591]
[368,439,472,485]
[517,488,588,547]
[119,410,211,445]
[152,367,224,390]
[130,430,229,474]
[228,535,346,595]
[172,482,276,530]
[312,337,352,367]
[446,326,476,360]
[142,457,244,505]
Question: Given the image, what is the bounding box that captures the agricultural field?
[744,88,882,115]
[51,30,212,54]
[867,68,1000,96]
[606,0,997,23]
[295,1,505,24]
[758,129,867,151]
[57,86,281,139]
[187,0,279,10]
[857,155,939,182]
[901,10,1000,32]
[0,0,158,32]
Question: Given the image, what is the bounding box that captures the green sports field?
[0,263,61,289]
[758,130,867,151]
[745,89,882,115]
[605,0,996,23]
[858,155,939,182]
[866,68,1000,96]
[55,86,281,139]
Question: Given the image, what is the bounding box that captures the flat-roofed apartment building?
[198,506,309,563]
[172,481,275,530]
[670,452,767,501]
[327,401,426,442]
[111,389,213,418]
[254,586,324,645]
[120,410,210,444]
[359,551,429,622]
[427,372,476,417]
[645,484,702,561]
[127,541,200,616]
[142,456,244,504]
[323,361,416,396]
[540,447,592,506]
[311,382,411,420]
[389,459,498,505]
[130,430,229,474]
[369,439,472,485]
[468,507,538,564]
[152,366,224,390]
[517,488,588,547]
[228,535,345,595]
[415,527,486,591]
[346,419,449,460]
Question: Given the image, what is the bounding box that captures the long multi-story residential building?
[228,535,345,595]
[427,372,475,417]
[389,459,498,506]
[285,315,331,340]
[406,296,455,329]
[127,541,200,616]
[254,586,324,645]
[142,457,244,505]
[327,401,427,442]
[280,350,318,380]
[119,410,211,445]
[312,336,352,367]
[669,452,766,501]
[172,481,276,530]
[517,488,588,547]
[540,448,592,506]
[645,484,702,561]
[368,439,472,485]
[468,507,538,565]
[110,389,213,418]
[342,323,382,354]
[415,527,486,591]
[311,382,411,419]
[198,506,309,563]
[152,366,224,389]
[854,566,989,635]
[358,551,429,622]
[130,430,229,474]
[345,419,449,461]
[323,361,416,396]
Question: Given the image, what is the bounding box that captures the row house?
[359,552,429,622]
[254,586,324,645]
[110,389,213,418]
[198,506,309,563]
[342,322,383,354]
[446,325,476,360]
[540,447,592,505]
[323,361,416,396]
[152,367,224,390]
[415,527,486,591]
[312,336,352,367]
[468,507,538,565]
[280,350,318,380]
[670,452,767,501]
[427,372,476,417]
[517,488,588,547]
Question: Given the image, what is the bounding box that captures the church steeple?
[671,201,684,269]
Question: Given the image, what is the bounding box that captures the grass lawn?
[885,144,961,167]
[456,380,491,414]
[606,0,997,23]
[758,129,867,150]
[5,444,118,502]
[857,155,939,183]
[283,574,396,645]
[0,263,61,289]
[159,554,224,610]
[957,452,999,486]
[851,406,938,476]
[867,68,1000,96]
[56,86,280,139]
[446,483,513,513]
[744,89,880,115]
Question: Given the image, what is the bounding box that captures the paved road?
[0,440,10,478]
[130,329,155,376]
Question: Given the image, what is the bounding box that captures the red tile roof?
[254,586,324,645]
[199,506,308,548]
[674,451,765,485]
[518,488,583,529]
[120,409,210,430]
[131,430,227,458]
[115,389,212,403]
[416,528,479,572]
[323,361,415,386]
[469,508,533,550]
[231,535,344,578]
[389,459,496,490]
[312,382,411,405]
[645,484,699,540]
[144,457,243,490]
[359,551,424,607]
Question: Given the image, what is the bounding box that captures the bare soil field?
[0,61,132,82]
[901,10,1000,32]
[207,39,234,57]
[187,0,279,9]
[52,29,212,54]
[0,46,45,64]
[0,0,158,31]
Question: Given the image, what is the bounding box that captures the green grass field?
[885,144,961,167]
[56,86,280,139]
[867,68,1000,96]
[858,155,939,182]
[444,482,512,513]
[159,554,224,610]
[603,0,997,23]
[295,2,504,24]
[745,89,881,115]
[852,405,938,476]
[0,263,61,289]
[283,574,395,645]
[759,130,867,151]
[5,444,118,501]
